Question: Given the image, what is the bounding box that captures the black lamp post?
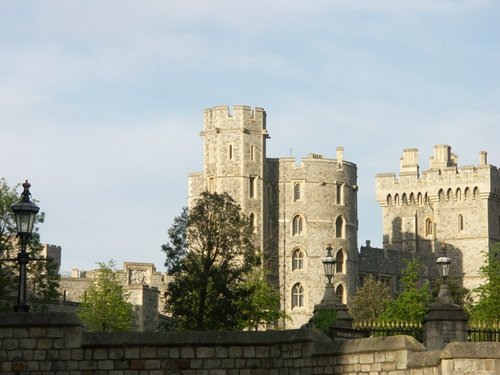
[313,243,353,330]
[11,180,40,312]
[436,243,453,305]
[321,244,336,285]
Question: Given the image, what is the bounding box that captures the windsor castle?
[59,105,500,330]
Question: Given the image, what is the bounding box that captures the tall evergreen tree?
[162,191,282,331]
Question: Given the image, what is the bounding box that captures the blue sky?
[1,0,499,273]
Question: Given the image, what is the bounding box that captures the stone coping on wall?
[82,327,331,347]
[441,342,500,359]
[0,312,81,327]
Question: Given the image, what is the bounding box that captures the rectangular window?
[229,144,233,160]
[336,183,344,205]
[249,176,256,198]
[250,145,255,161]
[208,177,215,193]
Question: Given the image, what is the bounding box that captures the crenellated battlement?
[203,105,266,133]
[376,145,500,204]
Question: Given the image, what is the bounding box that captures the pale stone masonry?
[1,312,500,375]
[188,105,358,328]
[376,145,500,291]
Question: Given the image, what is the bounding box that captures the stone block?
[229,346,242,358]
[204,359,222,369]
[71,349,84,360]
[197,346,215,358]
[3,338,19,350]
[141,346,157,358]
[215,346,229,358]
[98,360,115,370]
[124,347,140,359]
[33,349,46,361]
[243,346,256,358]
[181,346,195,358]
[37,338,52,350]
[0,327,13,338]
[13,327,29,338]
[29,327,47,337]
[109,347,124,360]
[221,358,234,368]
[47,327,65,338]
[19,338,37,349]
[360,353,374,364]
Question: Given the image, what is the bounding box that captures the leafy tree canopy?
[379,258,432,323]
[349,275,391,323]
[0,178,59,311]
[162,191,282,331]
[469,243,500,323]
[77,261,135,332]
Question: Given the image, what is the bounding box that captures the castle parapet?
[203,105,266,133]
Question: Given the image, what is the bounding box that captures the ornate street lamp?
[436,243,453,305]
[11,180,40,312]
[321,244,336,285]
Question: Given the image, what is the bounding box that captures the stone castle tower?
[376,145,500,291]
[188,105,358,328]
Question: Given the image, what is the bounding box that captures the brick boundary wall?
[1,313,499,374]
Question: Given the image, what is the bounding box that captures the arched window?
[402,193,408,206]
[292,215,303,235]
[409,193,415,205]
[394,194,400,206]
[294,183,301,201]
[335,284,344,304]
[447,188,453,201]
[473,187,479,199]
[425,218,433,236]
[456,188,461,201]
[292,248,305,271]
[386,194,392,206]
[417,193,423,206]
[292,283,304,308]
[464,187,470,200]
[335,216,344,239]
[336,250,345,273]
[438,189,445,201]
[458,214,464,232]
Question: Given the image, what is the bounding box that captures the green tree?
[236,269,287,330]
[379,258,432,323]
[77,261,134,332]
[469,243,500,322]
[162,191,267,331]
[349,276,391,323]
[0,179,59,311]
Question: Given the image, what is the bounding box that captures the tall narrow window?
[292,283,304,308]
[294,183,301,201]
[208,177,215,193]
[425,218,433,236]
[458,214,464,232]
[335,216,344,238]
[336,250,345,273]
[335,284,344,304]
[336,183,344,205]
[249,176,256,198]
[249,213,255,231]
[229,144,233,160]
[250,145,255,161]
[292,215,303,235]
[292,249,304,271]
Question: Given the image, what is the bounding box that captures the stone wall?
[1,312,499,375]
